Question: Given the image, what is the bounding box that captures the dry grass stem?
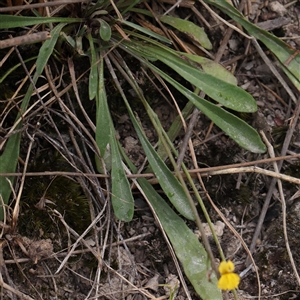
[0,32,51,50]
[0,0,90,12]
[252,39,297,104]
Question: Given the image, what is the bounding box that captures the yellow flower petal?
[218,273,240,290]
[218,260,235,275]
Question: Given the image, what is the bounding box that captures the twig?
[0,153,300,179]
[203,166,300,184]
[251,39,297,104]
[163,0,183,15]
[54,208,105,274]
[198,0,253,39]
[0,32,50,50]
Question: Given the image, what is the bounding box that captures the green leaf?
[139,179,221,299]
[120,0,141,15]
[152,46,257,112]
[60,31,76,48]
[192,94,266,153]
[95,56,134,221]
[0,56,37,84]
[153,55,237,164]
[204,0,300,90]
[119,40,264,152]
[160,15,212,50]
[0,133,21,221]
[181,53,237,85]
[110,136,134,222]
[122,98,195,220]
[149,63,266,153]
[0,23,66,220]
[123,42,257,112]
[121,153,221,299]
[120,19,171,44]
[95,58,111,172]
[0,15,82,28]
[98,19,111,41]
[87,31,98,100]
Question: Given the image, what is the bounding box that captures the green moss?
[19,153,91,241]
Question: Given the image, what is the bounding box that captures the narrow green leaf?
[153,55,236,164]
[87,31,98,100]
[153,46,257,112]
[95,56,134,221]
[119,40,265,152]
[149,63,266,153]
[95,57,111,172]
[139,179,221,299]
[204,0,300,89]
[35,24,66,79]
[121,153,221,299]
[0,23,66,220]
[160,15,212,50]
[181,53,237,85]
[123,42,257,112]
[0,133,21,221]
[191,93,266,153]
[122,99,195,220]
[60,31,76,48]
[111,136,134,222]
[0,56,37,84]
[0,15,82,28]
[120,0,140,15]
[120,19,171,44]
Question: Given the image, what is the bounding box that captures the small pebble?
[269,1,287,16]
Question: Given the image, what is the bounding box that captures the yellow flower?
[217,260,240,291]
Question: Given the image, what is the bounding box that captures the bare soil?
[0,0,300,299]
